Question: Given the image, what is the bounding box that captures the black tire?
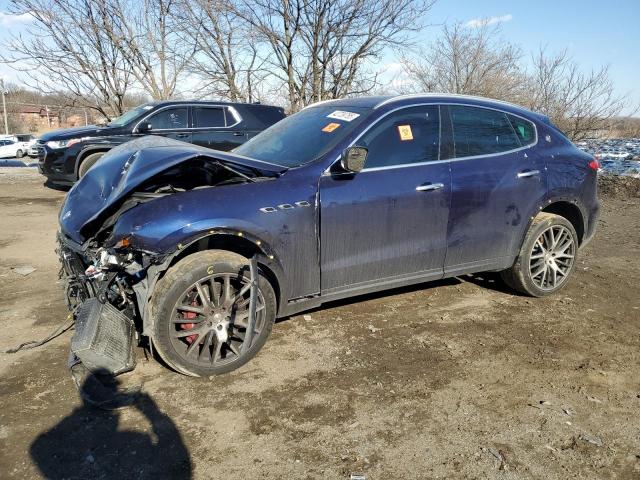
[150,250,277,377]
[500,212,578,297]
[16,149,24,159]
[78,152,105,178]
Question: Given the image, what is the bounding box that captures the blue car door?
[319,105,451,295]
[443,105,547,274]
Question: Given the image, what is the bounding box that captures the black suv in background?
[37,101,286,185]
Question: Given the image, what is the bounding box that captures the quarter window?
[193,107,226,128]
[147,108,188,130]
[507,114,536,145]
[450,106,521,158]
[356,105,440,169]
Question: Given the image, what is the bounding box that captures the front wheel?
[150,250,277,377]
[78,152,105,178]
[16,149,24,158]
[501,213,578,297]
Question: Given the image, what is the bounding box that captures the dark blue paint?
[59,95,599,317]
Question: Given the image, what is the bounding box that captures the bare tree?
[236,0,434,112]
[2,0,134,117]
[525,48,628,141]
[401,23,525,101]
[106,0,197,100]
[178,0,266,102]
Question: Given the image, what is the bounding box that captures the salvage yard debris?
[577,138,640,177]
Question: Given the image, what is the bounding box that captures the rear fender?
[515,195,587,257]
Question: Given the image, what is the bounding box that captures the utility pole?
[0,78,8,135]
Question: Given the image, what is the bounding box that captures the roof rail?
[301,99,339,110]
[374,93,526,110]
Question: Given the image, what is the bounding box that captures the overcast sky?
[0,0,638,115]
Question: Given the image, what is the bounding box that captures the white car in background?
[0,134,35,159]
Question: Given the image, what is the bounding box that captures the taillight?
[588,159,599,171]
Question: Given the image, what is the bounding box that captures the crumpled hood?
[59,136,286,244]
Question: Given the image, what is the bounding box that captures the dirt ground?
[0,167,638,480]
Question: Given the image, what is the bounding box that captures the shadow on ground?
[30,371,192,480]
[276,277,463,324]
[44,180,71,192]
[460,271,522,295]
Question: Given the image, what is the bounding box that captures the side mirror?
[136,122,152,134]
[340,146,368,173]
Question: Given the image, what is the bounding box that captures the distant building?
[18,106,60,131]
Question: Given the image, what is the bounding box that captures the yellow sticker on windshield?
[322,122,341,133]
[398,125,413,141]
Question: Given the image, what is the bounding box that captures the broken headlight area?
[58,238,142,312]
[58,236,152,375]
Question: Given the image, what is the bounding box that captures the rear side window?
[450,106,521,158]
[356,105,440,169]
[507,114,536,145]
[147,108,188,130]
[193,107,226,128]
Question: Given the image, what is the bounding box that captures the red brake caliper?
[180,296,199,344]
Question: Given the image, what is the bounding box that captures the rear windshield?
[235,106,370,167]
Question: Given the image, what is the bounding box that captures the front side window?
[147,108,188,130]
[450,106,521,158]
[193,107,226,128]
[355,105,440,169]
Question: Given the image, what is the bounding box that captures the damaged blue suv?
[58,94,599,377]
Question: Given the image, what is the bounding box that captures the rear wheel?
[16,149,24,158]
[501,213,578,297]
[78,152,105,178]
[150,250,276,377]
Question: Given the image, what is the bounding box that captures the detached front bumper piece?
[71,298,137,375]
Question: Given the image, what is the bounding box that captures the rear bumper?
[581,200,600,248]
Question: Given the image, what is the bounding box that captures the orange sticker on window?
[322,122,341,133]
[397,124,413,141]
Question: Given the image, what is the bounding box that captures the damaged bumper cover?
[57,232,152,375]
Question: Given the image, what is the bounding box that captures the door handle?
[233,131,245,137]
[517,169,540,178]
[416,182,445,192]
[176,133,189,138]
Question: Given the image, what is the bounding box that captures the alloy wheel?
[528,225,576,291]
[169,273,266,367]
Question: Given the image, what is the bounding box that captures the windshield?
[107,104,155,127]
[235,106,370,167]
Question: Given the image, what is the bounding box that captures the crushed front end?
[58,232,146,375]
[56,136,284,376]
